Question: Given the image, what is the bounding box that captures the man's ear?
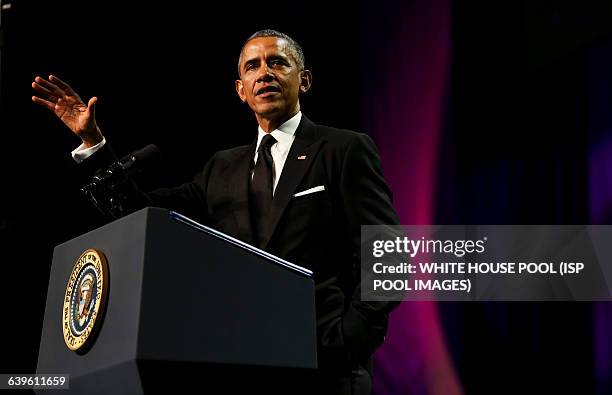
[235,79,247,102]
[299,70,312,94]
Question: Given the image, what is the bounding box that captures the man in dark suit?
[32,30,400,395]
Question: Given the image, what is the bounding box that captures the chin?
[255,105,283,117]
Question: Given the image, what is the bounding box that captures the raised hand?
[31,75,103,147]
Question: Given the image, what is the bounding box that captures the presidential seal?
[62,249,109,352]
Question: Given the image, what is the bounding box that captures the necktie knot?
[258,134,276,153]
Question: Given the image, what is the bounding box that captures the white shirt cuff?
[71,137,106,164]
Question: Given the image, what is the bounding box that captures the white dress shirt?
[252,111,300,195]
[71,137,107,164]
[71,111,302,196]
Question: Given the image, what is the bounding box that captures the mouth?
[256,85,281,96]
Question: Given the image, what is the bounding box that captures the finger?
[87,96,97,116]
[31,81,58,102]
[32,95,56,111]
[49,75,77,95]
[34,76,64,96]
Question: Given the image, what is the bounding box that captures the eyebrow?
[267,54,289,62]
[242,54,290,70]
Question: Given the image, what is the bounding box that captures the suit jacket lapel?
[229,140,256,245]
[261,115,324,249]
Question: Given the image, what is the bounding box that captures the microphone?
[81,144,161,219]
[117,144,161,175]
[88,144,161,185]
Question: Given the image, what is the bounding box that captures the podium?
[36,207,317,394]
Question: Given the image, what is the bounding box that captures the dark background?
[2,1,612,394]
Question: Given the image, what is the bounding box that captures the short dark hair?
[237,30,305,76]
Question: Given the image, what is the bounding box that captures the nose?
[255,63,274,83]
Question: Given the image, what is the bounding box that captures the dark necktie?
[250,134,276,247]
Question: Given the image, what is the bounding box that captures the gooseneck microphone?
[81,144,161,220]
[116,144,161,175]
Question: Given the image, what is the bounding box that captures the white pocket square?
[293,185,325,197]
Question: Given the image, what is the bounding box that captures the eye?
[270,59,286,67]
[244,61,260,72]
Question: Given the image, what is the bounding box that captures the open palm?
[32,75,101,146]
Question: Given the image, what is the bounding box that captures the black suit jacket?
[84,115,400,375]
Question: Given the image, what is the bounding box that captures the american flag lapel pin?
[297,155,307,160]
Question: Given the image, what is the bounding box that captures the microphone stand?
[81,163,130,221]
[80,145,160,221]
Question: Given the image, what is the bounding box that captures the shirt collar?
[256,111,301,151]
